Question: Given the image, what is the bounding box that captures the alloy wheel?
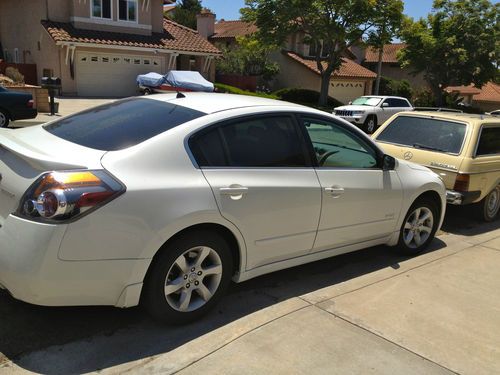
[403,207,434,249]
[367,119,375,133]
[485,186,500,220]
[164,246,223,312]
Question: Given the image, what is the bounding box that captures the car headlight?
[352,111,365,116]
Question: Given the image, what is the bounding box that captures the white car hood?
[334,105,373,111]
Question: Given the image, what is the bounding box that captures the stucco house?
[352,43,427,89]
[200,13,376,104]
[0,0,220,97]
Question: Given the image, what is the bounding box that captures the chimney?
[196,8,215,39]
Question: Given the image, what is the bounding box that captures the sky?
[202,0,439,21]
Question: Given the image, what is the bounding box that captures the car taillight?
[27,99,34,108]
[454,174,470,192]
[18,170,125,222]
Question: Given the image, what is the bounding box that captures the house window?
[119,0,138,22]
[92,0,112,19]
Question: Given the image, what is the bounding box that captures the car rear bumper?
[11,108,38,121]
[0,215,148,307]
[446,190,481,205]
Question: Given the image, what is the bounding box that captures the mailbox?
[41,77,61,115]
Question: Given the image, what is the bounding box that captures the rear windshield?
[376,116,467,154]
[44,98,206,151]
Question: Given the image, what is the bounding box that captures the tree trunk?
[319,72,330,107]
[374,47,384,95]
[430,83,444,107]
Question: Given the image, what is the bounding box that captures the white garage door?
[329,80,366,105]
[76,52,163,97]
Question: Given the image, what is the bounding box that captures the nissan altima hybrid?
[0,93,446,323]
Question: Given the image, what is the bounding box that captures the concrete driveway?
[10,97,116,127]
[0,208,499,374]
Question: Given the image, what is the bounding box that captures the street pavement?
[0,206,498,374]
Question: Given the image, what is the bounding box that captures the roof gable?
[41,19,220,55]
[364,43,406,64]
[285,51,377,79]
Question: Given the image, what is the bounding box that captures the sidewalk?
[2,223,499,374]
[11,97,115,127]
[113,226,500,375]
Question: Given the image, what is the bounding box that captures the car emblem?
[403,151,413,160]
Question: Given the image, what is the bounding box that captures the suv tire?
[0,109,10,128]
[363,115,377,134]
[477,185,499,222]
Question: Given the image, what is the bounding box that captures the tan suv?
[373,112,499,221]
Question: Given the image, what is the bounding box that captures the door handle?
[220,187,249,195]
[325,186,344,197]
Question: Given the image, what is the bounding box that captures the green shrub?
[378,77,413,100]
[214,83,277,99]
[273,88,343,108]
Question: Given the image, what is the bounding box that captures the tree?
[166,0,202,30]
[366,0,404,95]
[218,36,280,82]
[399,0,499,106]
[242,0,402,106]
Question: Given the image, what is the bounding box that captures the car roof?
[144,92,309,114]
[360,95,408,100]
[394,111,500,126]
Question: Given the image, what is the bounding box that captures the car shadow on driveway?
[0,234,453,375]
[441,205,499,236]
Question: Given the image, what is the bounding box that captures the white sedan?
[0,93,445,323]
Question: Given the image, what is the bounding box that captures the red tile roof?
[211,20,258,40]
[474,82,500,104]
[285,51,377,79]
[445,85,482,95]
[364,43,406,63]
[41,19,220,55]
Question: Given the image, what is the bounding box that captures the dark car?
[0,86,38,127]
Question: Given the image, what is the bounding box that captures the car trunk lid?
[0,126,106,225]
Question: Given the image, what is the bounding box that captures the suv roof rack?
[414,107,463,113]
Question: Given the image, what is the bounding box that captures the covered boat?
[137,70,214,94]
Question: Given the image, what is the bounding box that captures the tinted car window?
[376,116,467,154]
[190,127,228,167]
[302,117,378,168]
[44,98,205,151]
[395,99,410,107]
[190,115,308,167]
[476,127,500,156]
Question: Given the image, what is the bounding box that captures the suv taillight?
[17,170,125,223]
[454,174,470,192]
[27,99,34,108]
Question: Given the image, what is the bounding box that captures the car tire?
[142,230,233,324]
[396,199,439,255]
[363,115,377,134]
[477,185,499,222]
[0,109,10,128]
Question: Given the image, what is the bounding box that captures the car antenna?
[176,91,186,99]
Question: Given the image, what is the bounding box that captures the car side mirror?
[348,101,352,105]
[382,154,396,171]
[382,103,389,108]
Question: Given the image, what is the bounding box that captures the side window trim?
[188,113,314,169]
[296,114,384,170]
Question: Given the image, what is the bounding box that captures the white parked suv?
[334,96,414,134]
[0,93,445,324]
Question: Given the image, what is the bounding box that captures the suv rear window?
[44,98,205,151]
[376,116,467,154]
